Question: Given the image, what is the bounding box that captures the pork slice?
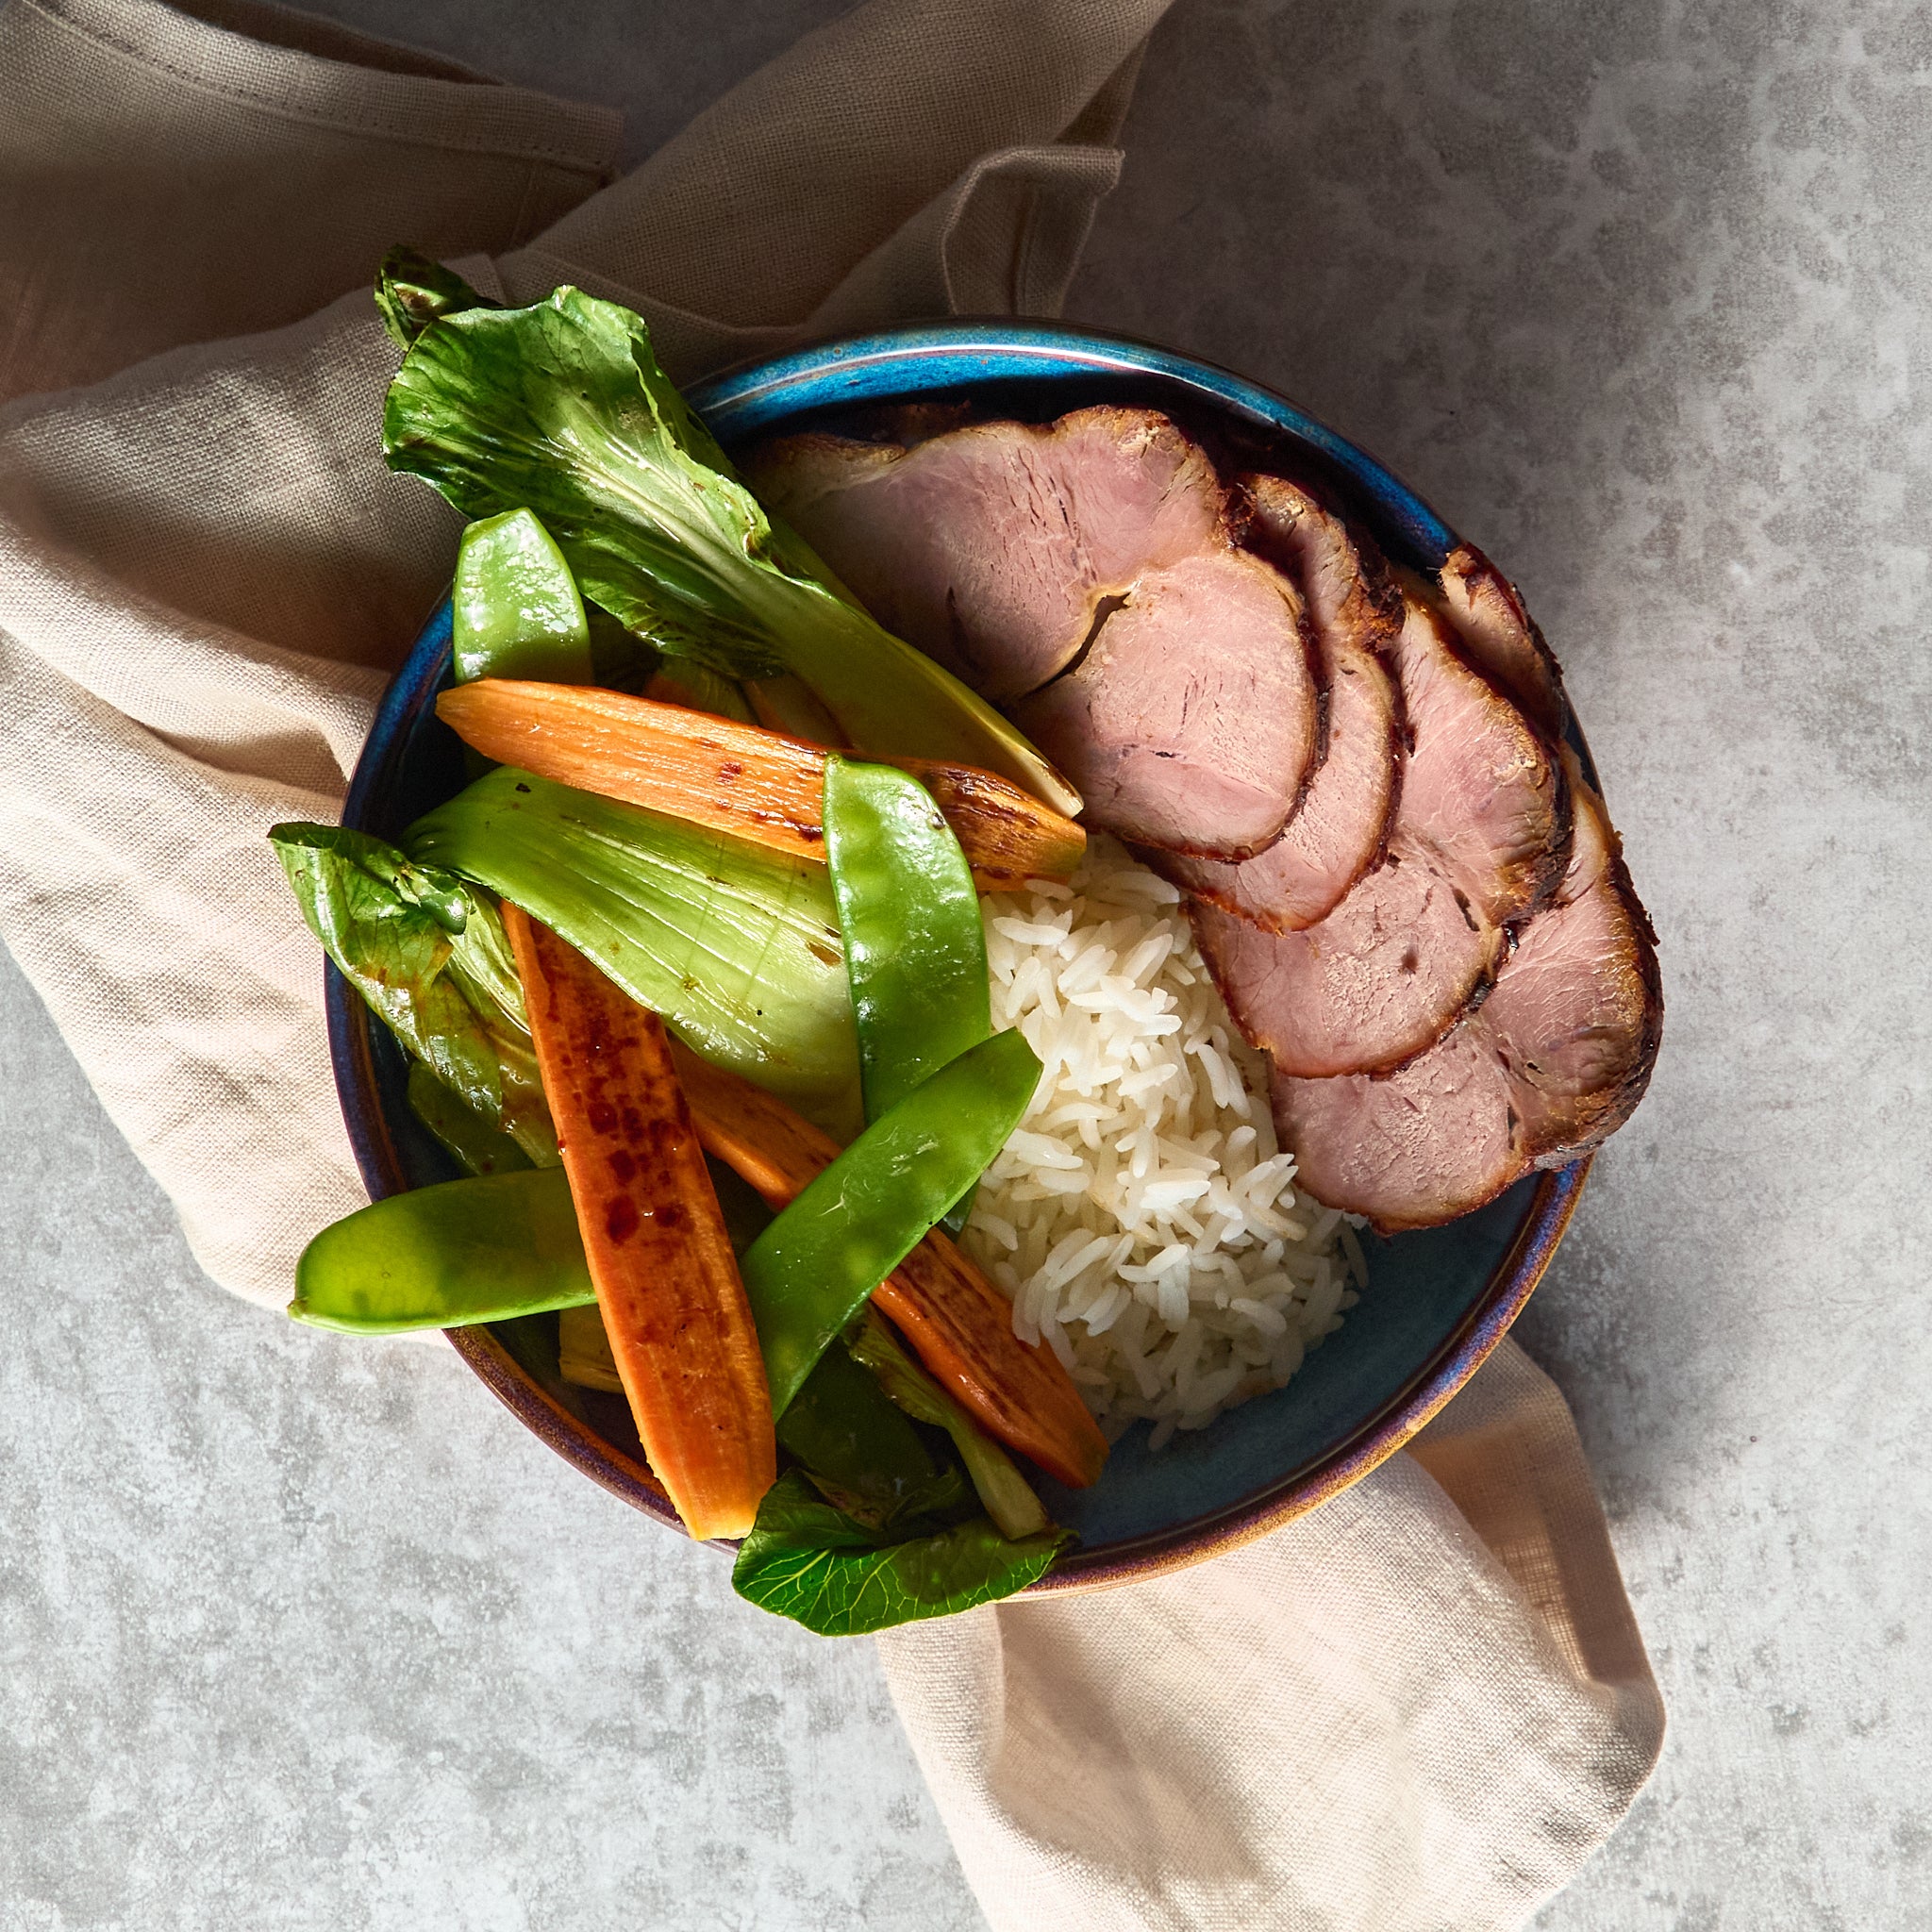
[1193,845,1501,1078]
[1009,548,1320,858]
[1159,625,1401,927]
[1482,757,1663,1160]
[1192,591,1566,1075]
[1156,475,1405,928]
[1271,760,1662,1230]
[1241,474,1404,660]
[747,407,1224,699]
[1391,591,1569,924]
[1272,1029,1516,1232]
[1430,543,1568,742]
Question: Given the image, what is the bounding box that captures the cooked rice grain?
[961,837,1364,1446]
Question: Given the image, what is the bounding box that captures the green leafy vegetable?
[774,1340,965,1532]
[270,824,554,1159]
[380,281,1077,809]
[375,246,497,351]
[406,1061,537,1176]
[584,605,662,694]
[731,1471,1067,1636]
[741,1028,1043,1417]
[452,508,593,685]
[645,658,756,723]
[405,765,860,1134]
[846,1309,1047,1540]
[291,1168,594,1333]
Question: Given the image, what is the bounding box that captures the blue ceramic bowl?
[331,321,1588,1592]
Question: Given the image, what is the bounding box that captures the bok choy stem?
[405,765,861,1138]
[379,281,1078,812]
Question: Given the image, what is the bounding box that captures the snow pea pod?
[451,508,593,685]
[742,1028,1041,1417]
[290,1169,593,1334]
[823,755,990,1124]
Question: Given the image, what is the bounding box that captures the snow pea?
[824,755,991,1232]
[823,755,990,1124]
[451,508,593,684]
[741,1028,1041,1417]
[290,1169,593,1334]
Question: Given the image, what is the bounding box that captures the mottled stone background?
[4,1,1927,1926]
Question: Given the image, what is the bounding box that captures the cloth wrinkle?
[23,0,622,165]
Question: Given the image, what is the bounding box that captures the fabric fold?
[509,0,1164,327]
[0,0,622,402]
[879,1341,1664,1932]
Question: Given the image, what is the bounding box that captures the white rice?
[960,836,1367,1448]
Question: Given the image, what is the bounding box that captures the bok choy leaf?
[379,280,1078,810]
[844,1309,1048,1541]
[731,1471,1067,1636]
[269,824,555,1160]
[405,766,861,1136]
[406,1061,534,1177]
[375,246,497,350]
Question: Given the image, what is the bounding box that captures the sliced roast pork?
[1271,759,1660,1230]
[1158,475,1404,929]
[1389,573,1571,924]
[748,408,1224,700]
[755,408,1323,860]
[1008,547,1320,858]
[1474,756,1662,1156]
[1193,844,1507,1079]
[1428,543,1568,743]
[1241,473,1405,661]
[1193,593,1569,1076]
[1274,1026,1514,1231]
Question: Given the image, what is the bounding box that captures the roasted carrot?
[504,905,775,1540]
[890,756,1083,891]
[436,679,1086,891]
[667,1041,1108,1490]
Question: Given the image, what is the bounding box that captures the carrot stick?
[504,905,775,1540]
[436,679,1085,891]
[668,1041,1108,1490]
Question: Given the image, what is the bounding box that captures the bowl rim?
[331,313,1587,1592]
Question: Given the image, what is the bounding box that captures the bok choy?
[270,824,556,1161]
[405,766,860,1135]
[730,1472,1067,1637]
[378,266,1077,812]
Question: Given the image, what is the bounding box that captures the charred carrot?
[435,679,1085,891]
[890,756,1084,892]
[504,905,774,1540]
[668,1041,1108,1490]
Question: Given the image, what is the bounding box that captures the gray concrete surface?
[5,0,1929,1926]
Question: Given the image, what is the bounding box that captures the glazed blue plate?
[330,321,1587,1592]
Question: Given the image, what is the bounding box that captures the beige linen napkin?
[881,1343,1665,1932]
[0,1,1663,1924]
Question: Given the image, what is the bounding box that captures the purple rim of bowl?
[329,316,1589,1591]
